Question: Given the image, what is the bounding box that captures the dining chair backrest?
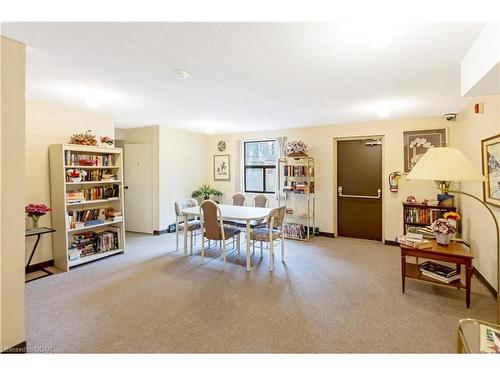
[232,192,246,206]
[175,198,199,217]
[254,194,267,208]
[267,206,286,229]
[200,199,224,240]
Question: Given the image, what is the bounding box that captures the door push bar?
[337,186,382,199]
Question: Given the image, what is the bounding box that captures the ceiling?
[1,22,485,134]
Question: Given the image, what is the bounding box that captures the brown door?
[337,139,382,241]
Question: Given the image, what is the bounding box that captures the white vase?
[436,233,451,246]
[71,177,82,183]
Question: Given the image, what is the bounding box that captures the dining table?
[181,204,272,271]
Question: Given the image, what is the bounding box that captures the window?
[244,140,276,193]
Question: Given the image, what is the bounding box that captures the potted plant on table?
[191,184,223,202]
[429,218,457,246]
[25,203,51,230]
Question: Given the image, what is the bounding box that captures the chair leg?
[222,241,227,269]
[237,234,240,257]
[201,237,205,264]
[190,231,194,255]
[260,241,263,258]
[281,237,285,262]
[269,240,274,272]
[176,220,179,251]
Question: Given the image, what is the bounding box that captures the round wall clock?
[217,140,226,152]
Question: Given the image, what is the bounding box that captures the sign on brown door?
[337,139,382,241]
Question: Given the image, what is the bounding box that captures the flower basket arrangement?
[66,168,87,182]
[99,136,114,148]
[429,218,457,245]
[25,203,51,229]
[191,184,223,200]
[286,140,309,157]
[69,130,97,146]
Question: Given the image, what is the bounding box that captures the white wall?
[25,100,115,264]
[452,95,500,289]
[1,36,26,350]
[158,126,207,229]
[206,117,452,242]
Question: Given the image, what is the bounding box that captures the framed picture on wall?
[482,134,500,208]
[214,154,230,181]
[403,128,448,172]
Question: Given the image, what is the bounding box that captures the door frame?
[123,142,154,234]
[332,135,386,242]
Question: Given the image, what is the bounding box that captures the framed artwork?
[214,154,230,180]
[482,134,500,208]
[403,128,448,172]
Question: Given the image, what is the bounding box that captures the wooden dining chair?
[254,194,268,208]
[175,198,201,254]
[232,192,246,206]
[250,206,286,271]
[200,200,241,269]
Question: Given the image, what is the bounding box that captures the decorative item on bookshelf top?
[25,203,51,230]
[99,136,114,148]
[69,130,97,146]
[286,140,309,157]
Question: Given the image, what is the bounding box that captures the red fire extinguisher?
[388,172,401,192]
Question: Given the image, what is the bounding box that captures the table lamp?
[406,147,499,323]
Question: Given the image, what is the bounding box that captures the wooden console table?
[400,240,473,307]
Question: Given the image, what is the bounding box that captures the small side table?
[400,240,473,307]
[457,318,500,353]
[25,227,55,282]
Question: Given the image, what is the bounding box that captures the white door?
[124,143,153,234]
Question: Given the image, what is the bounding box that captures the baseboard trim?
[473,267,497,299]
[318,231,335,238]
[2,341,26,354]
[384,240,399,247]
[26,259,54,274]
[153,229,169,236]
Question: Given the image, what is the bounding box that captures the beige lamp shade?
[406,147,486,182]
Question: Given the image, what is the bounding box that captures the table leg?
[401,254,406,294]
[246,220,251,271]
[465,262,472,308]
[26,234,42,271]
[183,214,188,256]
[456,263,461,274]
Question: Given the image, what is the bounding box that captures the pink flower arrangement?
[429,218,456,235]
[100,136,114,146]
[25,203,51,217]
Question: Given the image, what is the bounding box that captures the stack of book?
[68,228,121,261]
[419,261,461,283]
[396,232,433,249]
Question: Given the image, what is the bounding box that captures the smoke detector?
[175,70,189,79]
[443,113,457,121]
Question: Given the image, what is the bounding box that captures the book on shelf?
[66,185,119,201]
[65,151,116,167]
[419,261,457,277]
[65,169,118,182]
[68,228,121,261]
[480,324,500,353]
[421,270,461,283]
[404,206,448,224]
[396,235,433,249]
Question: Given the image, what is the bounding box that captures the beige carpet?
[25,233,497,353]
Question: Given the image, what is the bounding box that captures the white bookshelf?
[49,144,126,271]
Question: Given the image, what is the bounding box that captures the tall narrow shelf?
[49,144,126,271]
[278,155,315,241]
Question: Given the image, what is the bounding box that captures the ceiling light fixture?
[85,97,100,109]
[377,107,390,118]
[175,70,189,79]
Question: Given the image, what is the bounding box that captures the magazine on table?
[480,324,500,353]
